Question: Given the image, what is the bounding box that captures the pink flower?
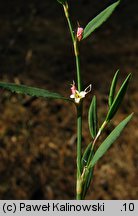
[77,27,84,41]
[70,81,76,94]
[70,81,92,104]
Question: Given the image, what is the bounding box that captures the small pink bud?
[77,27,84,41]
[71,81,76,94]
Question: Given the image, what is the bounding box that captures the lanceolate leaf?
[0,82,71,101]
[106,73,132,121]
[88,96,98,139]
[88,113,133,169]
[83,1,120,39]
[108,69,119,107]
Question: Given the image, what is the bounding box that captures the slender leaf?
[82,149,95,199]
[83,1,120,39]
[88,96,98,139]
[81,143,95,199]
[82,166,94,199]
[57,0,66,5]
[109,69,119,107]
[81,142,92,168]
[106,73,132,121]
[89,113,133,169]
[0,82,71,101]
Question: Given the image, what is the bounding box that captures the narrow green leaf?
[89,113,133,169]
[82,166,94,200]
[57,0,66,5]
[83,1,120,39]
[106,73,132,121]
[82,150,95,199]
[0,82,71,101]
[81,143,95,199]
[81,142,92,168]
[88,96,98,139]
[109,69,119,107]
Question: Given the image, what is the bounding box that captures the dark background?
[0,0,137,199]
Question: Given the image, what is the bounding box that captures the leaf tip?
[130,112,134,118]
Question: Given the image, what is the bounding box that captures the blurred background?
[0,0,137,199]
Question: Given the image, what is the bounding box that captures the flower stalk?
[63,2,83,199]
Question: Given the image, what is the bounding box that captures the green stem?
[76,104,82,199]
[63,3,83,200]
[63,4,74,43]
[77,106,82,175]
[74,41,82,91]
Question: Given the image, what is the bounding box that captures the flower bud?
[71,81,76,94]
[77,27,84,41]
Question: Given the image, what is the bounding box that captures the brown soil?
[0,0,137,199]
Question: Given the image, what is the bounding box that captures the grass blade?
[109,69,119,107]
[83,1,120,39]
